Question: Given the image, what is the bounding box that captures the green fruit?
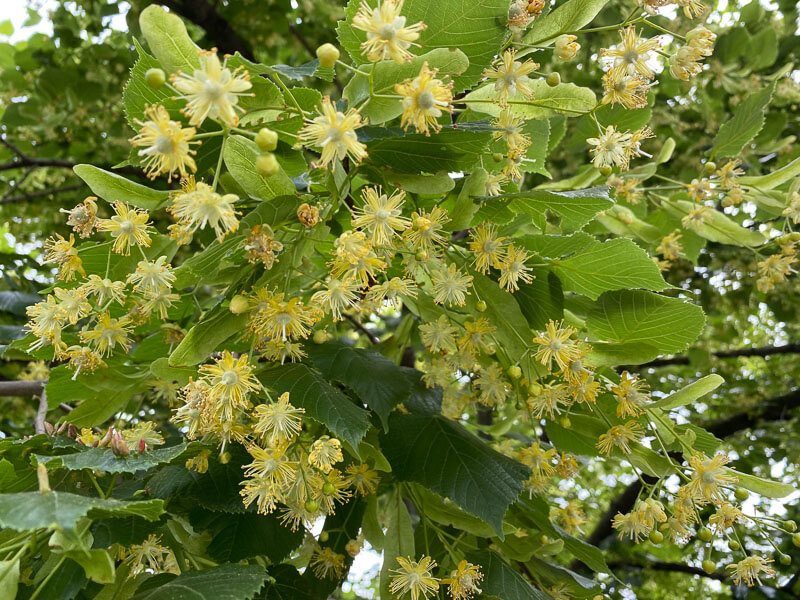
[313,330,328,344]
[256,128,279,152]
[322,482,336,495]
[649,531,664,544]
[785,520,797,532]
[734,488,749,501]
[559,416,572,429]
[476,300,487,312]
[256,153,280,177]
[305,499,319,513]
[492,152,504,162]
[599,166,613,176]
[229,294,249,315]
[145,68,165,89]
[546,72,561,87]
[792,532,800,547]
[780,553,792,566]
[219,451,231,465]
[728,540,741,551]
[541,535,551,544]
[507,365,522,380]
[701,560,715,575]
[703,161,717,173]
[698,527,713,542]
[319,531,329,542]
[316,43,340,68]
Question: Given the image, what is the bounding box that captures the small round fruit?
[319,531,329,542]
[476,300,488,312]
[559,416,572,429]
[649,530,664,544]
[599,166,613,176]
[492,152,504,162]
[785,520,797,532]
[229,294,249,314]
[546,72,561,87]
[415,249,428,261]
[698,527,713,542]
[541,535,551,545]
[322,482,336,495]
[734,488,749,501]
[256,128,279,152]
[792,532,800,547]
[219,451,231,465]
[305,499,319,513]
[780,554,792,566]
[313,330,329,344]
[701,560,715,575]
[703,161,717,174]
[256,153,280,177]
[507,365,522,380]
[316,43,340,68]
[728,540,741,551]
[145,68,166,89]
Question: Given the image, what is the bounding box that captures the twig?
[34,389,47,435]
[626,343,800,369]
[343,313,380,345]
[0,183,85,205]
[0,135,142,176]
[0,380,46,396]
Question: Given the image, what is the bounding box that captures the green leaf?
[446,168,487,231]
[587,290,705,355]
[0,558,19,600]
[738,155,800,190]
[73,165,169,211]
[386,171,455,195]
[223,135,295,201]
[240,196,303,229]
[595,205,662,244]
[467,549,553,600]
[337,0,509,92]
[138,5,201,75]
[550,238,668,300]
[63,548,115,584]
[0,492,163,531]
[409,484,495,537]
[650,375,725,410]
[200,511,304,563]
[712,80,776,159]
[172,235,245,289]
[379,488,415,600]
[729,471,795,499]
[343,48,469,124]
[521,0,610,48]
[306,341,411,430]
[226,54,283,116]
[123,38,184,127]
[168,310,248,367]
[500,186,612,233]
[663,200,766,247]
[365,127,492,173]
[381,413,529,536]
[464,80,596,119]
[514,271,564,331]
[130,564,270,600]
[36,443,189,475]
[258,363,370,450]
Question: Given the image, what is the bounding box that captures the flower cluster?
[390,556,483,600]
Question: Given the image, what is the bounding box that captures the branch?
[607,560,727,581]
[343,313,380,345]
[0,136,143,177]
[160,0,255,59]
[0,380,46,396]
[627,343,800,369]
[0,183,86,206]
[34,389,47,435]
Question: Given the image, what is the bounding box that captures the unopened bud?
[138,438,146,453]
[256,153,280,177]
[37,462,51,494]
[44,422,55,436]
[145,68,166,89]
[255,128,278,152]
[316,43,340,68]
[67,424,78,439]
[111,431,130,458]
[98,427,113,448]
[554,34,579,61]
[546,72,561,87]
[229,294,250,315]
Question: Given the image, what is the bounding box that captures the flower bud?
[554,35,579,60]
[145,68,166,89]
[256,153,280,177]
[229,294,250,315]
[313,330,329,344]
[476,300,487,312]
[37,462,51,495]
[297,202,321,227]
[507,365,522,380]
[111,431,130,458]
[546,72,561,87]
[255,128,278,152]
[316,43,340,68]
[701,560,715,574]
[98,427,114,448]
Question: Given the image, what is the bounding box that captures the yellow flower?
[612,509,651,542]
[556,452,579,478]
[492,108,531,152]
[186,449,211,473]
[390,556,439,600]
[469,222,506,274]
[127,256,175,295]
[142,290,180,320]
[242,444,297,488]
[483,50,538,101]
[345,463,380,495]
[532,319,579,372]
[310,547,346,580]
[80,275,126,306]
[311,278,360,321]
[240,476,281,514]
[25,295,66,353]
[297,202,321,227]
[499,244,534,292]
[669,45,704,80]
[551,500,587,534]
[554,34,580,60]
[527,383,568,419]
[168,181,239,241]
[299,96,367,168]
[253,392,305,446]
[245,224,283,267]
[484,172,506,196]
[709,503,743,531]
[367,277,418,310]
[686,178,712,202]
[43,233,85,282]
[715,159,743,189]
[352,0,426,64]
[395,63,453,135]
[309,436,343,473]
[53,287,91,324]
[200,351,261,419]
[129,104,198,180]
[127,534,170,575]
[442,560,483,600]
[475,364,509,407]
[432,263,473,307]
[596,421,643,455]
[458,318,495,356]
[685,453,737,504]
[611,370,650,418]
[601,72,650,109]
[122,421,164,452]
[171,50,253,127]
[419,315,457,354]
[80,313,133,356]
[60,196,98,238]
[686,26,716,57]
[404,206,450,250]
[657,231,683,261]
[352,186,410,245]
[727,556,774,587]
[518,441,556,478]
[676,0,706,19]
[64,345,106,379]
[253,294,319,341]
[311,469,352,513]
[602,26,661,79]
[97,202,152,255]
[681,205,712,231]
[587,126,632,170]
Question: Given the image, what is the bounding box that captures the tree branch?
[627,343,800,369]
[0,183,86,205]
[34,389,47,435]
[607,560,727,581]
[0,380,46,396]
[0,136,143,177]
[343,313,380,345]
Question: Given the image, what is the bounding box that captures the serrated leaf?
[258,364,370,449]
[381,413,529,536]
[240,196,303,229]
[663,200,766,247]
[223,135,295,201]
[712,80,776,158]
[550,238,667,300]
[168,310,248,367]
[464,80,596,119]
[521,0,611,48]
[728,471,795,499]
[0,558,19,600]
[739,155,800,190]
[343,48,469,124]
[409,484,495,537]
[587,290,705,355]
[498,186,612,232]
[306,341,411,430]
[366,128,492,173]
[0,492,163,531]
[468,549,553,600]
[337,0,508,92]
[138,5,200,75]
[379,488,415,600]
[130,564,270,600]
[123,38,184,127]
[200,511,304,563]
[73,165,169,211]
[0,291,41,315]
[36,443,189,475]
[650,375,724,410]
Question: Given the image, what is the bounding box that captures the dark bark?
[160,0,255,59]
[626,343,800,369]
